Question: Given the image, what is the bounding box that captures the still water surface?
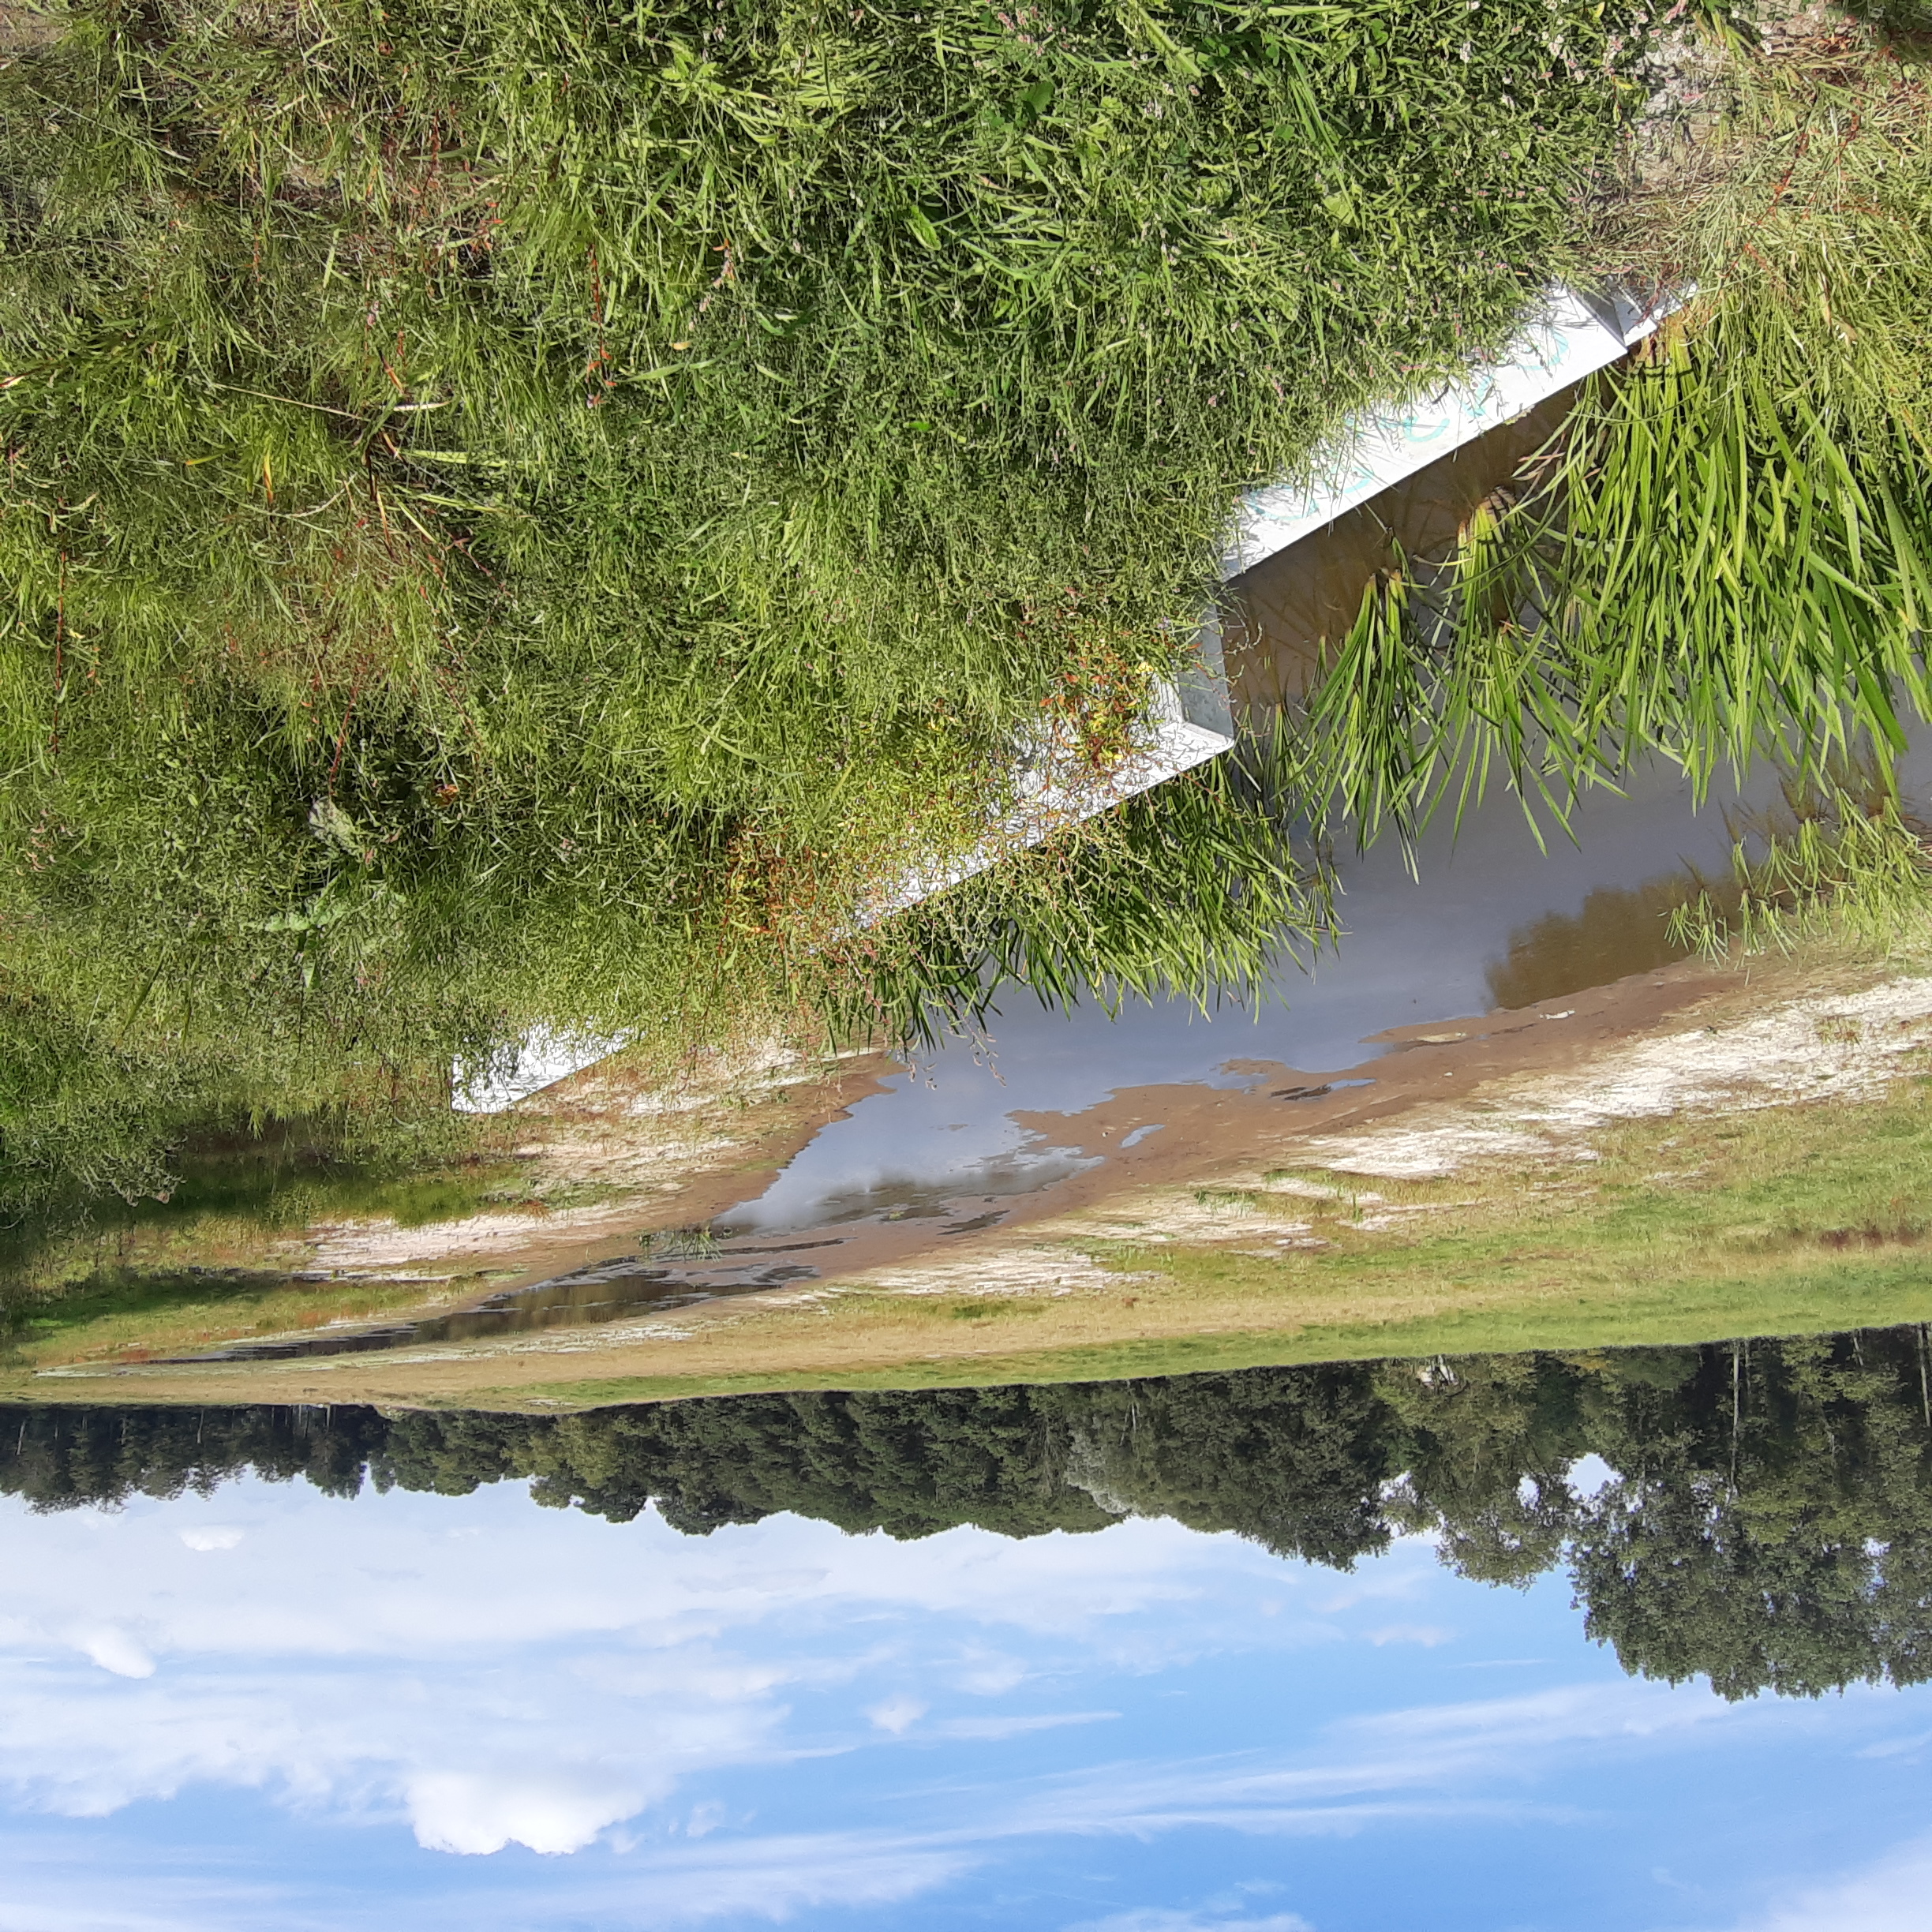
[724,753,1748,1233]
[5,1327,1929,1930]
[178,738,1932,1361]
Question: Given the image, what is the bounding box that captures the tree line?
[6,1326,1930,1701]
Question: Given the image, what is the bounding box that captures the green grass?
[466,1069,1932,1408]
[1665,776,1932,958]
[0,1263,485,1363]
[1091,1069,1932,1322]
[0,1124,564,1297]
[0,0,1639,1226]
[425,1256,1932,1410]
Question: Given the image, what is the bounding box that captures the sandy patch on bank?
[1294,976,1932,1180]
[257,1039,897,1285]
[303,1205,638,1272]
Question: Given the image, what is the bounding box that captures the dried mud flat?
[26,945,1932,1410]
[54,1039,900,1306]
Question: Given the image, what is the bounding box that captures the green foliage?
[1667,781,1932,960]
[1565,1333,1932,1698]
[0,0,1635,1219]
[1296,17,1932,847]
[813,724,1339,1050]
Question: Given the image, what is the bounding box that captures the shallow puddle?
[702,754,1763,1222]
[176,1251,828,1362]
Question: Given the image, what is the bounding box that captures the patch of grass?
[422,1254,1932,1410]
[946,1296,1046,1320]
[1087,1079,1932,1336]
[1,1263,497,1368]
[1258,1166,1473,1207]
[0,1129,571,1300]
[1667,782,1932,960]
[643,1226,721,1262]
[1191,1185,1260,1213]
[831,1290,1050,1325]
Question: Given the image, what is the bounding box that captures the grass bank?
[0,0,1637,1226]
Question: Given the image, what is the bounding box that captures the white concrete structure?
[452,1026,631,1114]
[1219,280,1677,581]
[454,282,1679,1110]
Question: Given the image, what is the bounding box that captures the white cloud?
[415,1831,972,1929]
[1065,1911,1313,1932]
[0,1890,279,1932]
[866,1695,927,1735]
[1719,1834,1932,1932]
[1855,1727,1932,1760]
[934,1711,1116,1742]
[0,1833,301,1932]
[178,1526,245,1553]
[74,1631,155,1680]
[0,1825,965,1932]
[0,1480,1298,1860]
[952,1649,1028,1696]
[406,1768,650,1855]
[912,1678,1766,1855]
[1338,1680,1732,1754]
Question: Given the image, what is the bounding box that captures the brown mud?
[998,953,1736,1201]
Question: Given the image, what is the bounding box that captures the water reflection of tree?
[1481,879,1692,1013]
[6,1326,1930,1701]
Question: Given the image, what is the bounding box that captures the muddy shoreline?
[25,943,1926,1412]
[145,953,1746,1356]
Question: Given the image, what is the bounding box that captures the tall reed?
[1297,9,1932,853]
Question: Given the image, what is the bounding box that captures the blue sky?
[0,1470,1927,1932]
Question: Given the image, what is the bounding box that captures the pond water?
[173,732,1932,1365]
[5,1324,1929,1930]
[169,746,1782,1365]
[721,751,1754,1232]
